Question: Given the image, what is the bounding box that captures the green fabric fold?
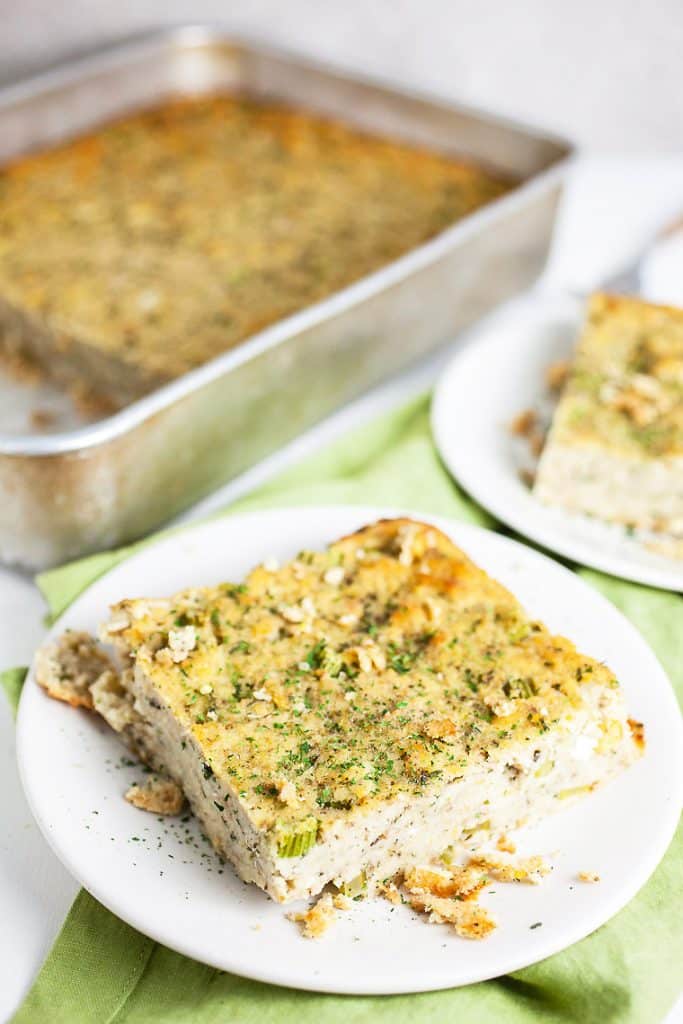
[1,666,27,714]
[5,396,682,1024]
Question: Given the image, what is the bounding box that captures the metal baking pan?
[0,25,573,570]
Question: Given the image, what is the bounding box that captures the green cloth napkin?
[2,396,681,1024]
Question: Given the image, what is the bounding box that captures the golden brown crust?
[406,891,497,939]
[496,834,517,854]
[628,718,646,752]
[468,854,550,884]
[335,516,462,562]
[398,850,552,940]
[403,864,487,901]
[125,777,186,816]
[288,892,345,938]
[379,881,402,906]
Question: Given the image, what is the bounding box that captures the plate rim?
[16,504,683,994]
[431,298,683,591]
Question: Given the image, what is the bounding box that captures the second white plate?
[432,291,683,591]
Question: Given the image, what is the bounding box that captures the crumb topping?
[628,718,646,752]
[400,857,498,939]
[496,834,517,854]
[509,408,546,459]
[125,777,185,816]
[510,409,538,438]
[290,848,554,941]
[468,854,550,884]
[289,892,346,938]
[403,864,487,900]
[545,360,570,393]
[406,891,497,939]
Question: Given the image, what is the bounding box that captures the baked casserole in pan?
[0,94,510,411]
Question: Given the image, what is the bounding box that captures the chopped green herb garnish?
[230,640,251,655]
[305,639,327,670]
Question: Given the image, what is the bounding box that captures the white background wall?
[1,0,682,152]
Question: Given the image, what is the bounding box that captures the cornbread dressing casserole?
[0,95,510,410]
[38,518,643,905]
[535,294,683,537]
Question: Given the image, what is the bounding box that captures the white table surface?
[3,0,683,154]
[1,156,682,1022]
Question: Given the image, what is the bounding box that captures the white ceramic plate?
[432,291,683,591]
[16,506,682,995]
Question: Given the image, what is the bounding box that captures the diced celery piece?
[340,871,367,899]
[275,816,319,858]
[557,784,594,801]
[463,818,491,840]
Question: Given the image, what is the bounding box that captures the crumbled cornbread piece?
[545,360,570,392]
[496,834,517,854]
[407,891,497,939]
[403,864,487,901]
[399,859,497,939]
[380,881,403,906]
[628,718,646,752]
[510,408,546,458]
[510,409,538,438]
[125,777,186,816]
[470,855,550,884]
[35,630,115,710]
[578,871,600,883]
[289,893,342,938]
[529,430,546,458]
